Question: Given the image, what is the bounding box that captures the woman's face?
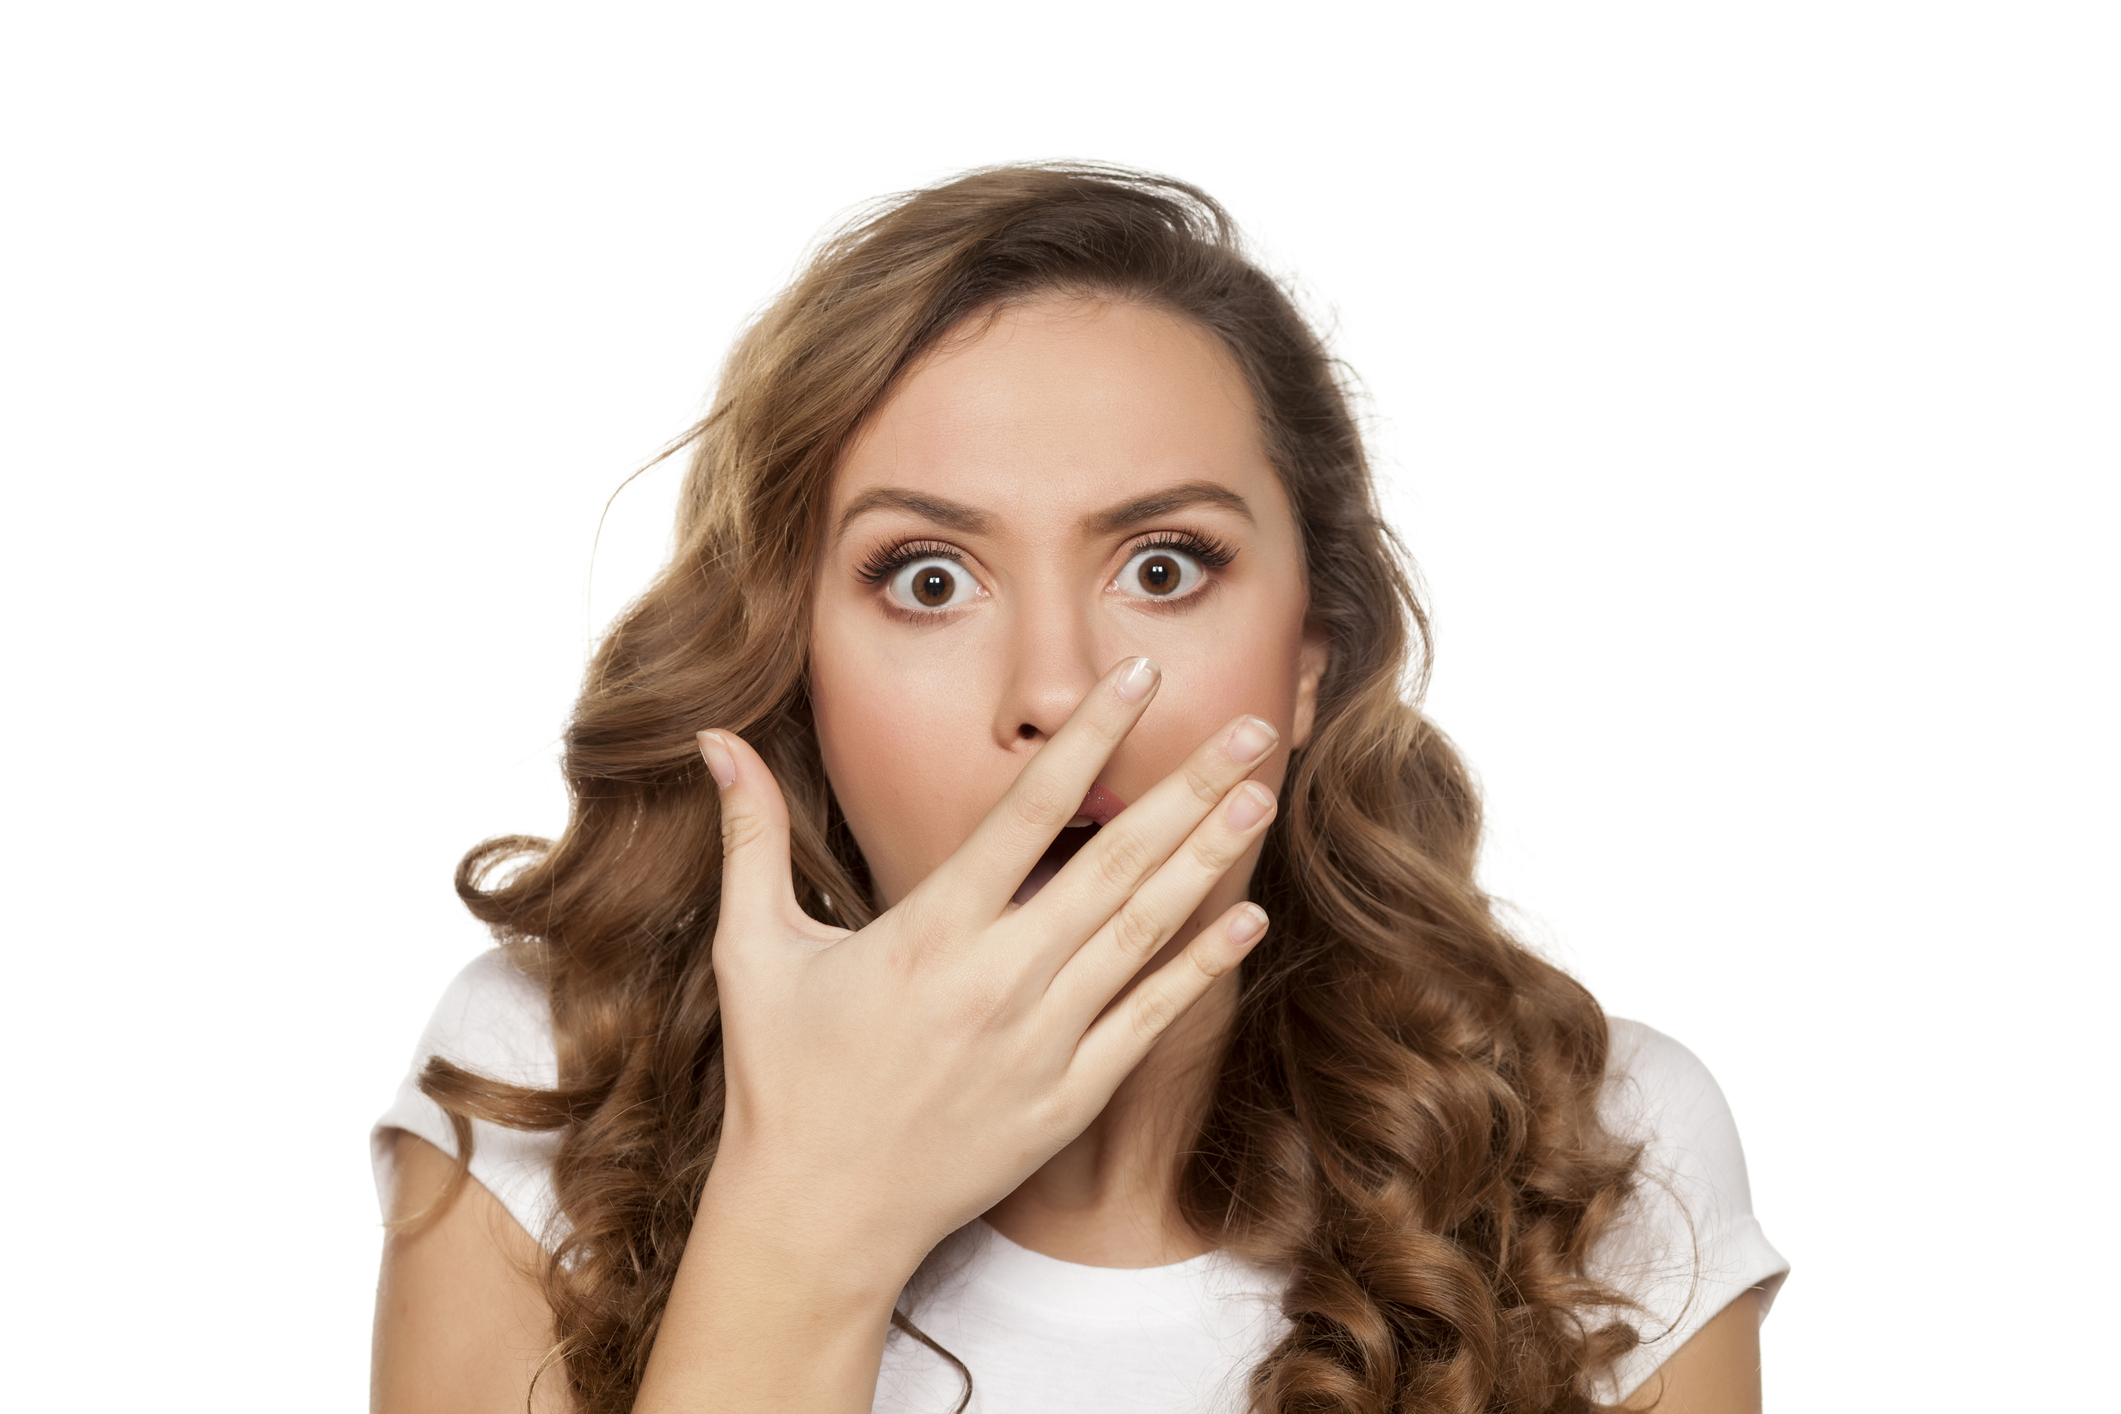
[810,296,1327,927]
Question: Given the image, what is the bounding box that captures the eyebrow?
[834,478,1254,542]
[1081,481,1254,534]
[836,487,996,540]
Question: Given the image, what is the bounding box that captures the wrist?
[694,1150,931,1309]
[638,1162,913,1414]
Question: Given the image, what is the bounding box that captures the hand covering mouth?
[1011,783,1127,905]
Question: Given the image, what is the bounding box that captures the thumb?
[697,729,799,934]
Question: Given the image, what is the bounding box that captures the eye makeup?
[851,526,1240,617]
[856,538,966,586]
[1117,530,1235,571]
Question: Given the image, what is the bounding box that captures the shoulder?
[1597,1016,1778,1251]
[412,948,560,1088]
[1591,1018,1788,1403]
[372,949,565,1249]
[1601,1019,1749,1189]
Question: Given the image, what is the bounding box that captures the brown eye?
[886,555,978,612]
[1114,546,1206,602]
[1136,554,1180,595]
[914,566,954,605]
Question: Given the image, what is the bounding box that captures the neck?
[982,970,1239,1267]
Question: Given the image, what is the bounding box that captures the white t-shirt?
[374,952,1788,1410]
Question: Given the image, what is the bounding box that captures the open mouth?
[1012,783,1126,905]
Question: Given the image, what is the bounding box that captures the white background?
[4,3,2114,1408]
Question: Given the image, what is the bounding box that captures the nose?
[993,579,1104,749]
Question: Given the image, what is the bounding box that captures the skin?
[810,298,1326,1266]
[372,1133,567,1414]
[372,299,1767,1412]
[377,1138,1763,1412]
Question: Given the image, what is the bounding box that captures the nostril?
[1017,723,1038,740]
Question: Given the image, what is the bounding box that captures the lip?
[1070,782,1127,829]
[1014,783,1129,905]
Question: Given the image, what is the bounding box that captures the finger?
[1017,713,1278,967]
[925,655,1163,919]
[697,730,801,943]
[1045,778,1277,1018]
[1069,902,1269,1096]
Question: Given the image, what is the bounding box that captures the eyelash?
[856,531,1237,591]
[1128,530,1235,572]
[856,538,962,585]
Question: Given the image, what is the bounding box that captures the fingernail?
[696,730,736,789]
[1225,716,1278,766]
[1114,656,1161,703]
[1225,780,1275,831]
[1227,904,1268,947]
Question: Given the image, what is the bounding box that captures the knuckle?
[947,970,1015,1037]
[1026,1088,1079,1147]
[876,945,918,993]
[1090,828,1153,892]
[1181,762,1225,808]
[1109,902,1166,961]
[706,936,752,984]
[719,810,767,855]
[900,897,960,958]
[1186,828,1243,876]
[1132,985,1179,1043]
[1011,778,1068,831]
[1190,941,1234,983]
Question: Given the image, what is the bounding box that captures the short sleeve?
[371,950,566,1249]
[1590,1019,1788,1404]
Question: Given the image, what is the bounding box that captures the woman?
[371,165,1786,1414]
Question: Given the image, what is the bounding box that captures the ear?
[1289,620,1331,750]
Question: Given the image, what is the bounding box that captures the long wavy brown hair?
[421,163,1644,1414]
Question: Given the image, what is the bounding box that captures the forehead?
[830,297,1282,521]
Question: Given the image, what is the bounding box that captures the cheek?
[1115,606,1309,800]
[810,613,1004,895]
